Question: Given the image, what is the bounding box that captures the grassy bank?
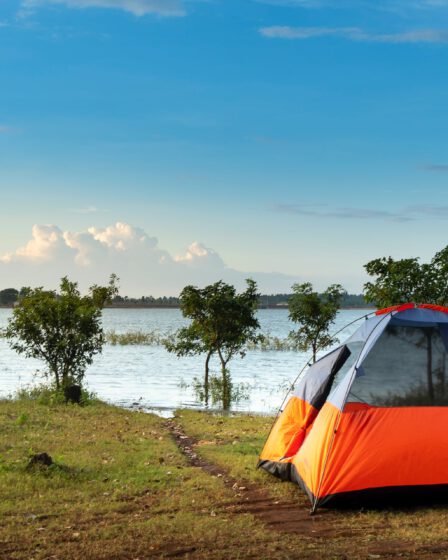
[1,401,447,559]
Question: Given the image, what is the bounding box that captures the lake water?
[0,308,369,415]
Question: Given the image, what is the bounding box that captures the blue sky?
[0,0,447,295]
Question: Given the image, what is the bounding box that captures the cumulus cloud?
[174,242,225,268]
[88,222,158,251]
[0,222,298,296]
[1,225,72,263]
[21,0,186,17]
[259,25,448,43]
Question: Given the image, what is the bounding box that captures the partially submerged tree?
[6,275,119,391]
[288,282,345,363]
[165,279,262,409]
[364,245,448,307]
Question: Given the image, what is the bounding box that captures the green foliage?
[190,374,250,408]
[0,288,19,305]
[165,279,262,409]
[5,275,119,390]
[288,282,345,362]
[364,246,448,307]
[15,413,29,426]
[14,383,100,406]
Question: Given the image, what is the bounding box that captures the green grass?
[0,400,325,559]
[1,401,448,559]
[175,409,448,555]
[173,409,298,501]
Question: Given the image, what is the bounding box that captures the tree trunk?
[221,365,231,411]
[204,350,212,407]
[53,368,60,389]
[217,348,231,411]
[312,342,317,364]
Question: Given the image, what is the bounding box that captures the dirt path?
[166,419,448,559]
[166,419,346,537]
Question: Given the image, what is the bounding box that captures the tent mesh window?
[347,325,448,407]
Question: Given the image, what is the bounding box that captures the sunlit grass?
[2,400,448,559]
[0,400,319,559]
[176,409,448,551]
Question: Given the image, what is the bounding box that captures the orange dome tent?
[258,304,448,512]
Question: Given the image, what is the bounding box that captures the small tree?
[6,275,118,390]
[288,282,345,363]
[364,245,448,307]
[165,279,261,409]
[0,288,19,305]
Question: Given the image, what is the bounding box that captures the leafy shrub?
[14,383,100,406]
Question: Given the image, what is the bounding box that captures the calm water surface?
[0,308,369,415]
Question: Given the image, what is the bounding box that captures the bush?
[6,275,118,390]
[14,383,100,406]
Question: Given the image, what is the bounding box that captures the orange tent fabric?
[258,304,448,511]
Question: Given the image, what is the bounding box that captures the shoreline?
[0,304,375,310]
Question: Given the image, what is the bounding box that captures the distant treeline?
[0,288,373,309]
[258,292,373,308]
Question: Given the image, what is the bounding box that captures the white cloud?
[174,242,225,268]
[259,25,448,43]
[21,0,186,17]
[0,222,298,296]
[1,225,72,264]
[87,222,158,251]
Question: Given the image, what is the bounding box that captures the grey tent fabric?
[292,345,351,410]
[328,313,393,409]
